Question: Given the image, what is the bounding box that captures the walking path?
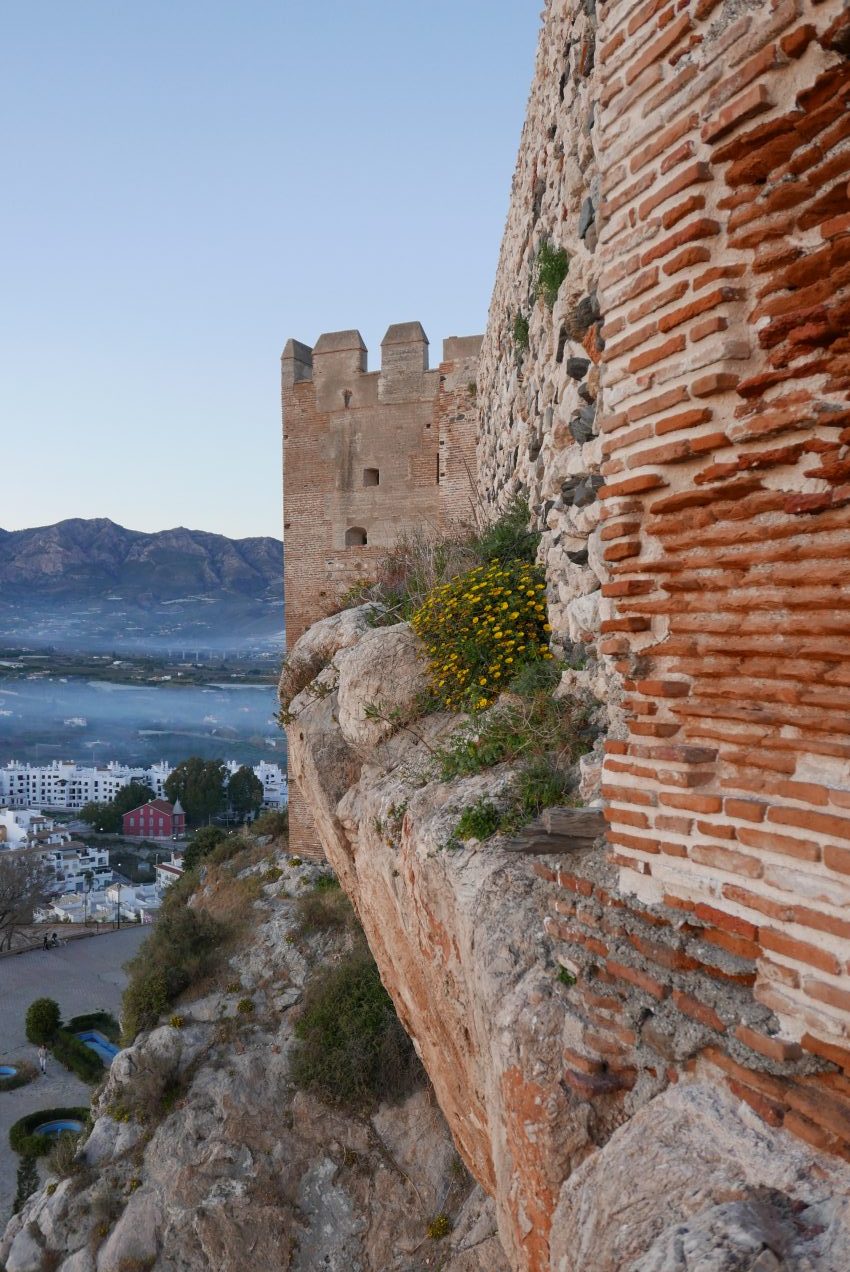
[0,925,148,1223]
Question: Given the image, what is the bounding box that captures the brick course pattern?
[477,0,850,1162]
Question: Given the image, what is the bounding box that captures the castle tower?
[281,322,482,856]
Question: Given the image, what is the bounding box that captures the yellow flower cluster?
[411,559,553,710]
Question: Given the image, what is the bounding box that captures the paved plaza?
[0,926,148,1223]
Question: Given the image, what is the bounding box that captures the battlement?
[281,323,482,397]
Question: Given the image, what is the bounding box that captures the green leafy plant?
[236,998,255,1015]
[291,949,423,1111]
[437,691,595,781]
[51,1029,104,1083]
[25,997,61,1045]
[262,865,284,883]
[313,873,340,892]
[474,497,540,565]
[512,312,530,352]
[535,239,570,307]
[13,1155,39,1213]
[252,808,289,840]
[66,1012,120,1044]
[558,967,576,986]
[508,658,562,698]
[169,1014,185,1029]
[121,896,224,1042]
[455,799,502,841]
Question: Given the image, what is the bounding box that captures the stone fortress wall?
[477,0,850,1163]
[281,324,481,854]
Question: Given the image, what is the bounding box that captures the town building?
[41,844,112,895]
[0,808,71,851]
[154,852,184,893]
[0,758,287,813]
[122,798,186,840]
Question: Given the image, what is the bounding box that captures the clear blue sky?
[1,2,539,541]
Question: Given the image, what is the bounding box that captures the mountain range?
[0,519,284,654]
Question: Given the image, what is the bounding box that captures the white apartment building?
[0,760,172,810]
[154,852,184,893]
[0,808,72,851]
[41,844,113,895]
[0,759,286,812]
[223,760,288,809]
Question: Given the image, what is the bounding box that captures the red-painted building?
[122,798,186,839]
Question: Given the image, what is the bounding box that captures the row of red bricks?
[535,853,850,1158]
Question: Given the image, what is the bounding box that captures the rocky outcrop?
[0,848,508,1272]
[282,611,850,1271]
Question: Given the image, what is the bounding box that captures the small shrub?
[0,1060,36,1092]
[66,1012,120,1044]
[313,873,340,892]
[558,967,576,986]
[427,1213,453,1240]
[13,1154,39,1213]
[437,691,595,781]
[47,1131,84,1178]
[236,998,255,1015]
[512,312,530,352]
[411,558,552,710]
[169,1014,185,1029]
[182,825,226,872]
[294,886,355,937]
[52,1029,104,1083]
[509,658,562,698]
[291,949,423,1110]
[535,239,570,307]
[262,865,283,883]
[121,899,224,1043]
[26,997,61,1045]
[475,497,540,566]
[511,755,571,821]
[10,1107,89,1159]
[455,799,502,842]
[252,808,289,839]
[288,856,302,868]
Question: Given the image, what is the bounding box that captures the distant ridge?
[0,519,284,653]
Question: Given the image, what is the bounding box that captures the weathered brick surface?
[476,0,850,1161]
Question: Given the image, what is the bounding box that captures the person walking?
[43,934,49,951]
[37,1045,48,1075]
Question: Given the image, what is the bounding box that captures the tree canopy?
[164,757,227,826]
[227,766,264,819]
[80,781,156,832]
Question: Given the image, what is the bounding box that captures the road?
[0,925,148,1223]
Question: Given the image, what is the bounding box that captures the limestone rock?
[549,1082,850,1272]
[336,622,429,750]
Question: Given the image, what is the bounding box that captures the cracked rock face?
[284,615,850,1272]
[0,850,508,1272]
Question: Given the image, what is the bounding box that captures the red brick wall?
[594,0,850,1089]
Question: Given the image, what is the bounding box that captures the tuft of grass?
[455,799,502,842]
[47,1131,84,1178]
[558,967,576,986]
[508,658,562,698]
[512,312,530,352]
[236,998,255,1015]
[535,239,570,307]
[437,691,596,782]
[252,808,289,840]
[293,885,356,938]
[291,948,423,1111]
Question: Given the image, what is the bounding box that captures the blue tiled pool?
[36,1119,85,1137]
[0,1066,17,1077]
[76,1030,120,1066]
